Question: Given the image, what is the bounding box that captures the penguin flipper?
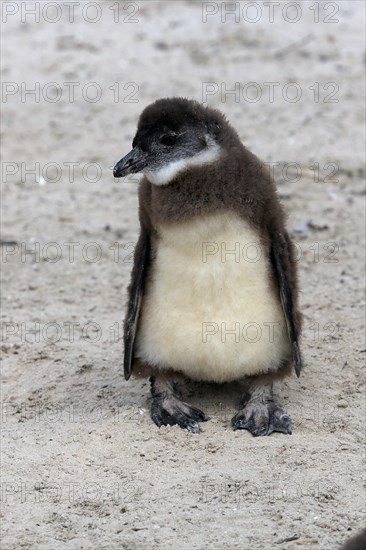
[270,232,302,377]
[123,228,150,380]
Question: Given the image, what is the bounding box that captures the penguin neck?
[147,145,250,225]
[149,161,223,223]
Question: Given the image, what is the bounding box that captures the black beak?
[113,147,149,178]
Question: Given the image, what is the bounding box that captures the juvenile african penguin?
[113,97,302,435]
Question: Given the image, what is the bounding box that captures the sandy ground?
[1,1,365,548]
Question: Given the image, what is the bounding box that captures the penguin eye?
[160,134,177,146]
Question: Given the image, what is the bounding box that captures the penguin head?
[113,97,229,185]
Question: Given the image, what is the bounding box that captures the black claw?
[185,420,200,434]
[268,412,292,435]
[188,407,210,423]
[252,425,268,437]
[232,419,252,433]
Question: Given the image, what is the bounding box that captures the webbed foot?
[231,383,292,436]
[231,401,291,436]
[150,377,209,433]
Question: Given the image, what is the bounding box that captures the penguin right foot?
[151,395,209,433]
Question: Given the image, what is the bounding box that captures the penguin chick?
[113,97,302,434]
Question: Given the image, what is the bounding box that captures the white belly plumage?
[135,212,291,382]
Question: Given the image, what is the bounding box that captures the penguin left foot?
[150,376,209,433]
[231,383,292,436]
[231,401,292,436]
